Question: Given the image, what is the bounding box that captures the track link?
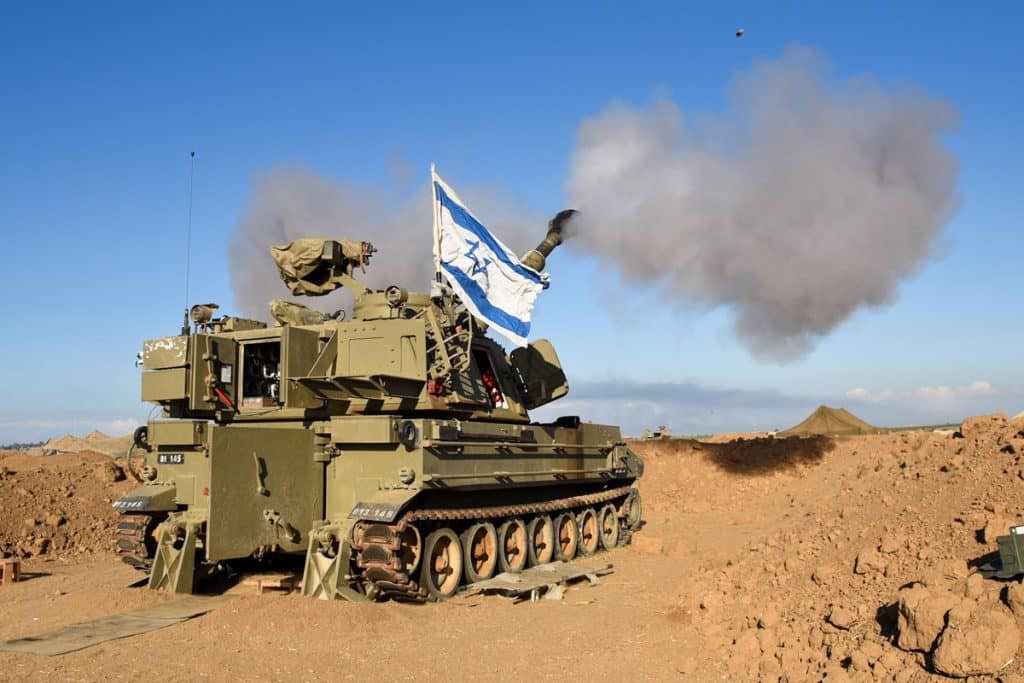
[115,513,163,571]
[353,485,637,602]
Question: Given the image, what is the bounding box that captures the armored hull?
[116,228,643,601]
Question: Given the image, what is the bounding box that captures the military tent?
[779,405,884,437]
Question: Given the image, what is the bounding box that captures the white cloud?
[840,379,1024,427]
[913,385,956,401]
[962,380,995,396]
[847,380,997,404]
[105,418,142,435]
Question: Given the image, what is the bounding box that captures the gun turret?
[520,209,577,272]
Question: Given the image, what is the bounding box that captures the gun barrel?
[521,209,577,272]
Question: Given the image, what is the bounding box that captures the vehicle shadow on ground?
[966,550,1002,573]
[701,436,835,475]
[125,553,308,596]
[12,570,51,583]
[198,554,308,596]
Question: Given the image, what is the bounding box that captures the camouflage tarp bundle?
[269,238,367,296]
[268,299,328,326]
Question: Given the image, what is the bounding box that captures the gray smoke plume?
[566,47,959,360]
[228,167,539,319]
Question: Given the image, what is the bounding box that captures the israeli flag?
[432,169,547,347]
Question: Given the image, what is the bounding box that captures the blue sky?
[1,2,1021,441]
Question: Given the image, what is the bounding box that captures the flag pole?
[430,163,443,284]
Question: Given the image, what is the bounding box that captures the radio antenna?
[181,151,196,334]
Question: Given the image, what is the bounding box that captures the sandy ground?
[2,413,1024,682]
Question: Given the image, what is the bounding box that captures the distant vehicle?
[641,426,673,440]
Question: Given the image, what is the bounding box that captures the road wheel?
[460,522,498,583]
[497,518,528,573]
[419,528,463,600]
[527,514,555,566]
[598,504,620,550]
[622,490,643,529]
[576,508,599,556]
[553,512,578,561]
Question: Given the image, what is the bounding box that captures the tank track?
[352,484,637,602]
[354,522,428,602]
[115,513,163,571]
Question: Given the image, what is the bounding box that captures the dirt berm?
[1,414,1023,681]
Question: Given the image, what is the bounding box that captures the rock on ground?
[931,601,1020,678]
[94,462,125,483]
[895,585,962,653]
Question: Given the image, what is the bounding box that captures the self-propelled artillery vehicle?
[115,214,644,600]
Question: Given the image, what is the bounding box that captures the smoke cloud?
[566,47,958,360]
[228,168,539,319]
[229,48,958,360]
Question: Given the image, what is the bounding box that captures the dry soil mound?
[0,450,132,560]
[629,413,1024,680]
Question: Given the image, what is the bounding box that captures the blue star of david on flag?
[464,239,492,276]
